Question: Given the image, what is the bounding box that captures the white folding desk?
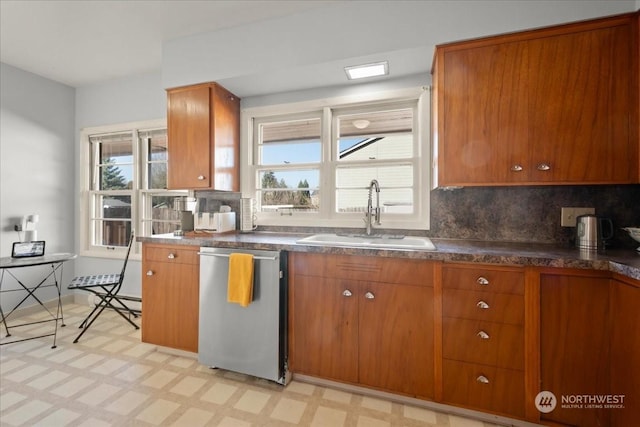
[0,252,77,348]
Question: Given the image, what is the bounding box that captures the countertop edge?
[137,233,640,282]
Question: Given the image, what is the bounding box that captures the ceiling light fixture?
[352,119,370,129]
[344,61,389,80]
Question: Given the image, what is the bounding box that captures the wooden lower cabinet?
[359,280,434,397]
[289,253,435,399]
[610,275,640,425]
[540,270,611,427]
[141,243,199,352]
[289,254,640,425]
[289,275,358,383]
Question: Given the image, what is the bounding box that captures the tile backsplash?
[196,185,640,249]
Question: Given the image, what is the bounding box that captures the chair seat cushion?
[69,273,121,289]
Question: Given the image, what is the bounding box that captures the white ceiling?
[0,0,342,88]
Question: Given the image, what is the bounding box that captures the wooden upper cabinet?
[167,82,240,190]
[435,40,529,185]
[432,12,639,187]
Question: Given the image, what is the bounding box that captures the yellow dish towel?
[227,253,254,307]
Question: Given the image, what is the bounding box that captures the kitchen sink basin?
[296,233,437,251]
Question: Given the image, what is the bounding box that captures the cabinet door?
[610,278,640,426]
[167,85,212,189]
[529,23,635,183]
[142,261,199,352]
[540,273,610,427]
[290,276,358,383]
[437,41,529,185]
[359,281,434,398]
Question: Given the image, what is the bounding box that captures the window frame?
[241,87,431,230]
[80,119,187,259]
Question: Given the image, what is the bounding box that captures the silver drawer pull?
[476,375,490,384]
[146,270,154,276]
[364,292,375,300]
[476,301,490,309]
[167,253,175,259]
[342,289,353,297]
[477,331,490,339]
[476,276,489,286]
[510,164,523,172]
[197,175,206,180]
[537,163,551,171]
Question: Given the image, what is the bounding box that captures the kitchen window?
[243,87,430,230]
[80,120,187,257]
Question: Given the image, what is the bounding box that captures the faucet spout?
[364,179,381,235]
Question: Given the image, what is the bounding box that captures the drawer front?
[443,288,524,325]
[443,264,524,295]
[144,244,199,265]
[443,359,524,418]
[292,253,434,286]
[443,318,524,369]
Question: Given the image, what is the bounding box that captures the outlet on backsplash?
[560,207,595,227]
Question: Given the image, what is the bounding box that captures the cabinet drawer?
[443,264,524,295]
[144,245,199,265]
[442,359,524,418]
[443,288,524,325]
[443,318,524,369]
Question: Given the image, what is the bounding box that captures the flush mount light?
[344,61,389,80]
[352,119,370,129]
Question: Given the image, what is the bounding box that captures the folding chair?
[68,231,139,343]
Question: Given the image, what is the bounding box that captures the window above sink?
[242,87,431,231]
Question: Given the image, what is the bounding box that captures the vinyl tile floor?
[1,303,507,427]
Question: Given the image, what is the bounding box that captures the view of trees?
[101,159,130,190]
[261,171,315,209]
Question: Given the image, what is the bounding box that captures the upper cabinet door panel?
[440,41,529,185]
[167,85,212,189]
[433,12,639,187]
[529,24,634,183]
[167,83,240,191]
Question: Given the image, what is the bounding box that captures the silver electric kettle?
[575,214,614,250]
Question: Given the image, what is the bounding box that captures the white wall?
[0,62,76,311]
[74,71,166,297]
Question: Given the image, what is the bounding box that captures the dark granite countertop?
[138,231,640,281]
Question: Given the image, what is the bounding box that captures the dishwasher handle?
[198,252,277,261]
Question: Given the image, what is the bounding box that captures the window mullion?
[323,106,334,219]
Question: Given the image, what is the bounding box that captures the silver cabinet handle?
[477,331,490,339]
[537,163,551,171]
[167,253,175,259]
[476,276,489,286]
[364,292,375,300]
[342,289,352,297]
[510,164,523,172]
[476,375,490,384]
[197,175,206,180]
[146,270,154,276]
[476,301,490,309]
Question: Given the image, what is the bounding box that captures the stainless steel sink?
[296,233,437,251]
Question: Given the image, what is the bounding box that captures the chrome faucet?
[364,179,381,235]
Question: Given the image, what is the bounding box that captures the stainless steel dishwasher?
[198,247,289,385]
